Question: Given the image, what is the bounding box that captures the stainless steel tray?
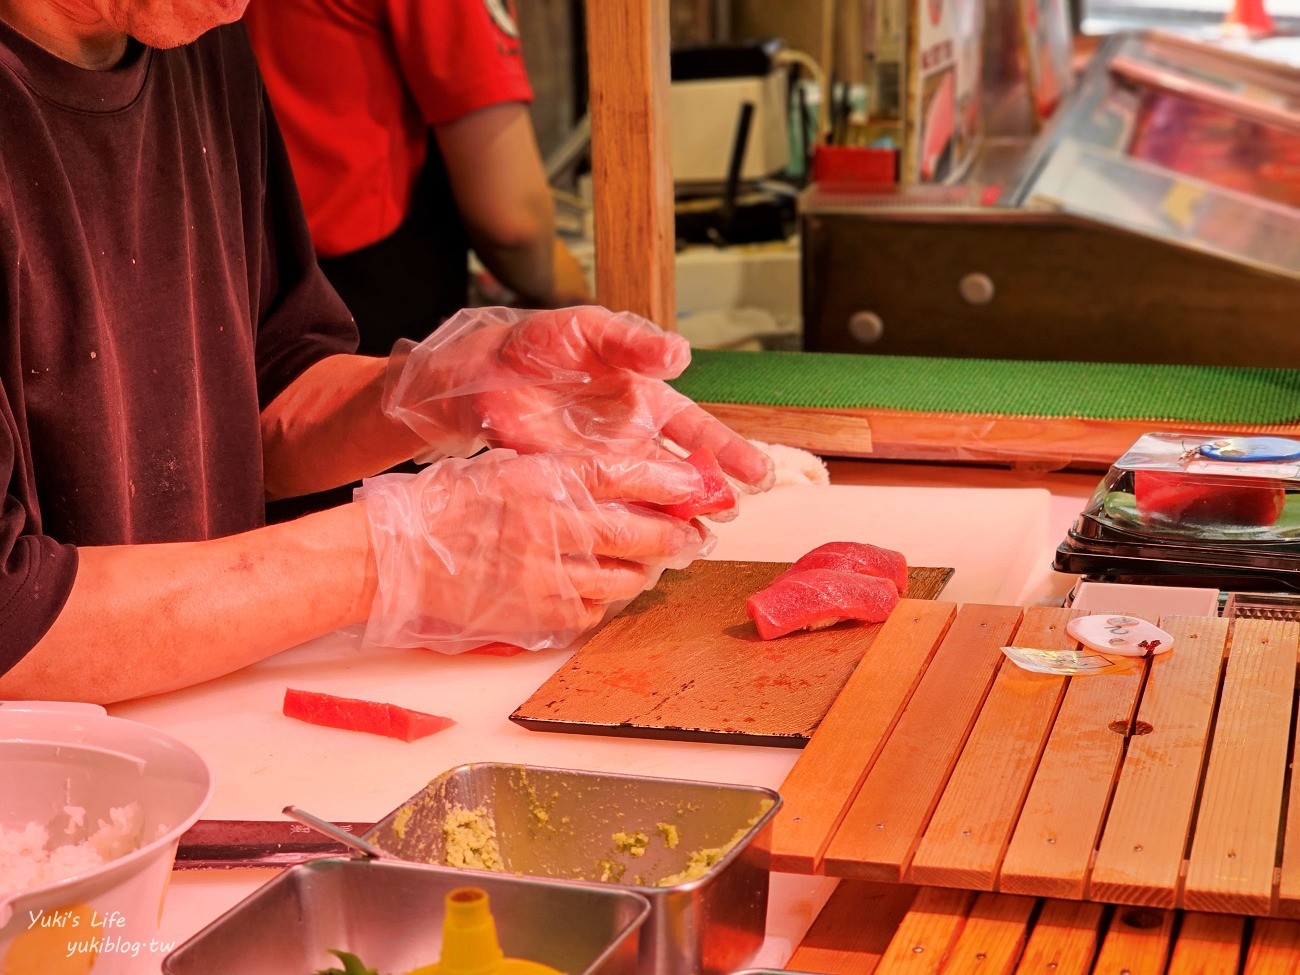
[162,857,648,975]
[364,763,782,975]
[1223,591,1300,621]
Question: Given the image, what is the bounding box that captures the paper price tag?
[1066,615,1173,657]
[1001,645,1117,676]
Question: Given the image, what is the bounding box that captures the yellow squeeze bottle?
[406,888,563,975]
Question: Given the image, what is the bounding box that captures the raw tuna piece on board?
[1133,470,1285,528]
[784,540,909,593]
[746,568,900,641]
[282,688,455,742]
[657,447,737,520]
[465,642,528,656]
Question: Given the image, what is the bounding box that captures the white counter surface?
[108,478,1086,971]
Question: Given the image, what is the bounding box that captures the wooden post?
[585,0,676,327]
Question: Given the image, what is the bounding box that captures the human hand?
[548,239,595,307]
[356,449,713,653]
[382,306,775,496]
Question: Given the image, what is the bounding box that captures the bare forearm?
[438,103,560,305]
[0,504,377,704]
[472,232,556,306]
[261,354,425,499]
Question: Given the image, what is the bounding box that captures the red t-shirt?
[245,0,534,257]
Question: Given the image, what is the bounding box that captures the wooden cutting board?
[510,560,953,747]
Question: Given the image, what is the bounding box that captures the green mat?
[670,350,1300,425]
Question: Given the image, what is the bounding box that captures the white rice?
[0,803,144,893]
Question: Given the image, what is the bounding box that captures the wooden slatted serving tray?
[773,599,1300,918]
[788,881,1300,975]
[510,560,953,747]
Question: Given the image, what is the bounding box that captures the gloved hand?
[356,449,713,653]
[383,306,776,499]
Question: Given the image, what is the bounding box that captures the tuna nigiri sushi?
[783,541,909,594]
[657,447,737,520]
[746,568,900,641]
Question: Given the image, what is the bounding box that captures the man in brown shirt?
[0,0,772,703]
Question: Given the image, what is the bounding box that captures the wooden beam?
[789,881,921,974]
[876,887,978,974]
[942,893,1037,975]
[1092,907,1175,975]
[585,0,676,327]
[1015,900,1106,975]
[1166,913,1246,975]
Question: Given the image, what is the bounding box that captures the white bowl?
[0,702,212,974]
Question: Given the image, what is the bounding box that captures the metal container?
[162,857,649,975]
[364,764,782,975]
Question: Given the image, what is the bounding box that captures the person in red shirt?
[245,0,591,355]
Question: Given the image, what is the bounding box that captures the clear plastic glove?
[357,449,714,653]
[383,306,776,499]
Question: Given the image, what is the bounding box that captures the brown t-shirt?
[0,21,358,673]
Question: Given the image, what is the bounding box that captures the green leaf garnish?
[313,948,385,975]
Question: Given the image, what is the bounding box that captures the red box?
[811,145,898,189]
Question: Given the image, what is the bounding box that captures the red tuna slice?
[747,568,900,641]
[1134,470,1285,528]
[283,688,456,742]
[785,541,909,593]
[465,642,528,657]
[658,447,737,520]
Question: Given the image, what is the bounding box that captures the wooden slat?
[910,607,1077,890]
[773,600,957,873]
[585,0,675,325]
[1165,913,1246,975]
[941,893,1037,975]
[788,881,921,975]
[1185,620,1299,915]
[699,402,1300,472]
[1090,617,1231,908]
[1000,649,1147,898]
[823,605,1024,882]
[698,403,877,458]
[1272,628,1300,919]
[1245,918,1300,975]
[1014,900,1105,975]
[803,889,1300,975]
[1091,908,1176,975]
[875,887,979,975]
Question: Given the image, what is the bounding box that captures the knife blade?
[174,819,374,870]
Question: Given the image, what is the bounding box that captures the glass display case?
[1011,32,1300,279]
[802,32,1300,367]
